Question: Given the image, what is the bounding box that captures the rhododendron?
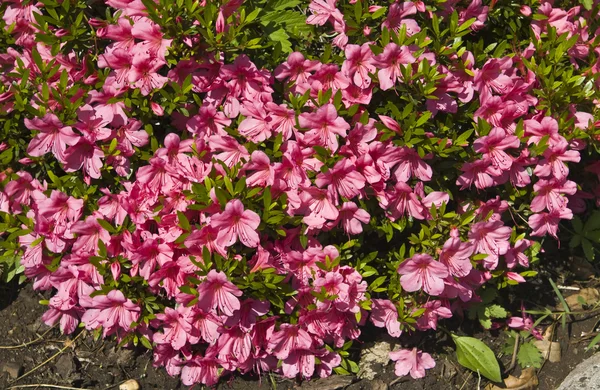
[389,348,436,379]
[1,0,599,386]
[397,254,449,296]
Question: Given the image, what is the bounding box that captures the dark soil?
[1,270,600,390]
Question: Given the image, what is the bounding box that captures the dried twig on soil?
[7,385,90,390]
[9,331,85,385]
[0,325,57,349]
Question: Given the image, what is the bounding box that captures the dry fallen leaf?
[563,288,600,311]
[484,368,538,390]
[533,326,561,363]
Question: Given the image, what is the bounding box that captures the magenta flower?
[531,178,576,213]
[81,290,140,337]
[299,104,350,152]
[211,199,261,248]
[335,202,371,235]
[306,0,343,26]
[389,348,436,379]
[393,147,433,182]
[153,306,193,350]
[196,270,243,316]
[397,254,449,296]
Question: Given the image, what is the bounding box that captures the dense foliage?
[1,0,600,386]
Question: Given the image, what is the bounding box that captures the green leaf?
[517,341,543,368]
[177,211,190,231]
[452,335,502,383]
[486,304,508,319]
[582,238,595,261]
[96,218,116,233]
[580,0,593,11]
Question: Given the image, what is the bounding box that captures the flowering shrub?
[1,0,600,386]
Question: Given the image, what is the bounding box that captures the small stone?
[2,362,23,379]
[557,353,600,389]
[55,354,75,378]
[358,341,393,380]
[119,379,140,390]
[370,379,388,390]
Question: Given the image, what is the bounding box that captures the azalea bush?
[1,0,600,386]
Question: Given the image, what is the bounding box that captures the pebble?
[119,379,140,390]
[1,361,23,379]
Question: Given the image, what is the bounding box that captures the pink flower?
[211,199,261,248]
[239,101,273,143]
[127,54,168,96]
[473,127,520,170]
[63,138,105,179]
[298,104,350,152]
[393,147,433,182]
[373,43,416,91]
[439,237,474,277]
[416,300,452,330]
[180,349,222,386]
[335,202,371,235]
[153,307,193,350]
[25,114,80,163]
[342,43,376,88]
[196,270,243,316]
[389,348,436,379]
[370,299,402,337]
[385,182,425,221]
[456,159,504,190]
[505,239,531,269]
[80,290,140,337]
[533,140,580,181]
[244,151,275,187]
[468,221,511,269]
[306,0,343,26]
[531,178,577,213]
[267,324,313,360]
[529,208,573,239]
[397,254,449,296]
[315,158,365,203]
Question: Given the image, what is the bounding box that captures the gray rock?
[1,361,23,379]
[358,341,394,380]
[557,352,600,390]
[55,354,75,378]
[346,379,388,390]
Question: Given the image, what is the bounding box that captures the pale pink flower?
[389,348,436,379]
[335,202,371,235]
[529,208,573,239]
[416,300,452,330]
[439,237,474,277]
[531,178,577,213]
[397,254,449,296]
[533,140,580,181]
[153,306,193,350]
[306,0,343,26]
[180,349,222,386]
[315,158,365,203]
[244,151,275,187]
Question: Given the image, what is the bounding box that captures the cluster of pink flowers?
[1,0,599,386]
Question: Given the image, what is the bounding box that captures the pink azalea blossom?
[389,348,436,379]
[210,199,261,248]
[370,299,402,337]
[25,114,80,163]
[81,290,140,337]
[299,104,350,152]
[372,43,416,91]
[196,270,243,316]
[468,220,511,269]
[473,127,520,170]
[267,324,313,360]
[397,254,449,296]
[342,43,376,88]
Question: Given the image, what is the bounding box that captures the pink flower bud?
[151,102,164,116]
[19,157,34,165]
[111,261,121,281]
[520,5,532,16]
[506,272,526,283]
[363,25,372,36]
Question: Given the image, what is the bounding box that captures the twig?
[9,331,84,385]
[7,384,90,390]
[505,333,520,374]
[557,285,581,291]
[0,325,57,349]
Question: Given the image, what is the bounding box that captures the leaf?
[269,28,292,53]
[452,335,502,383]
[582,238,595,261]
[517,342,543,368]
[486,304,508,319]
